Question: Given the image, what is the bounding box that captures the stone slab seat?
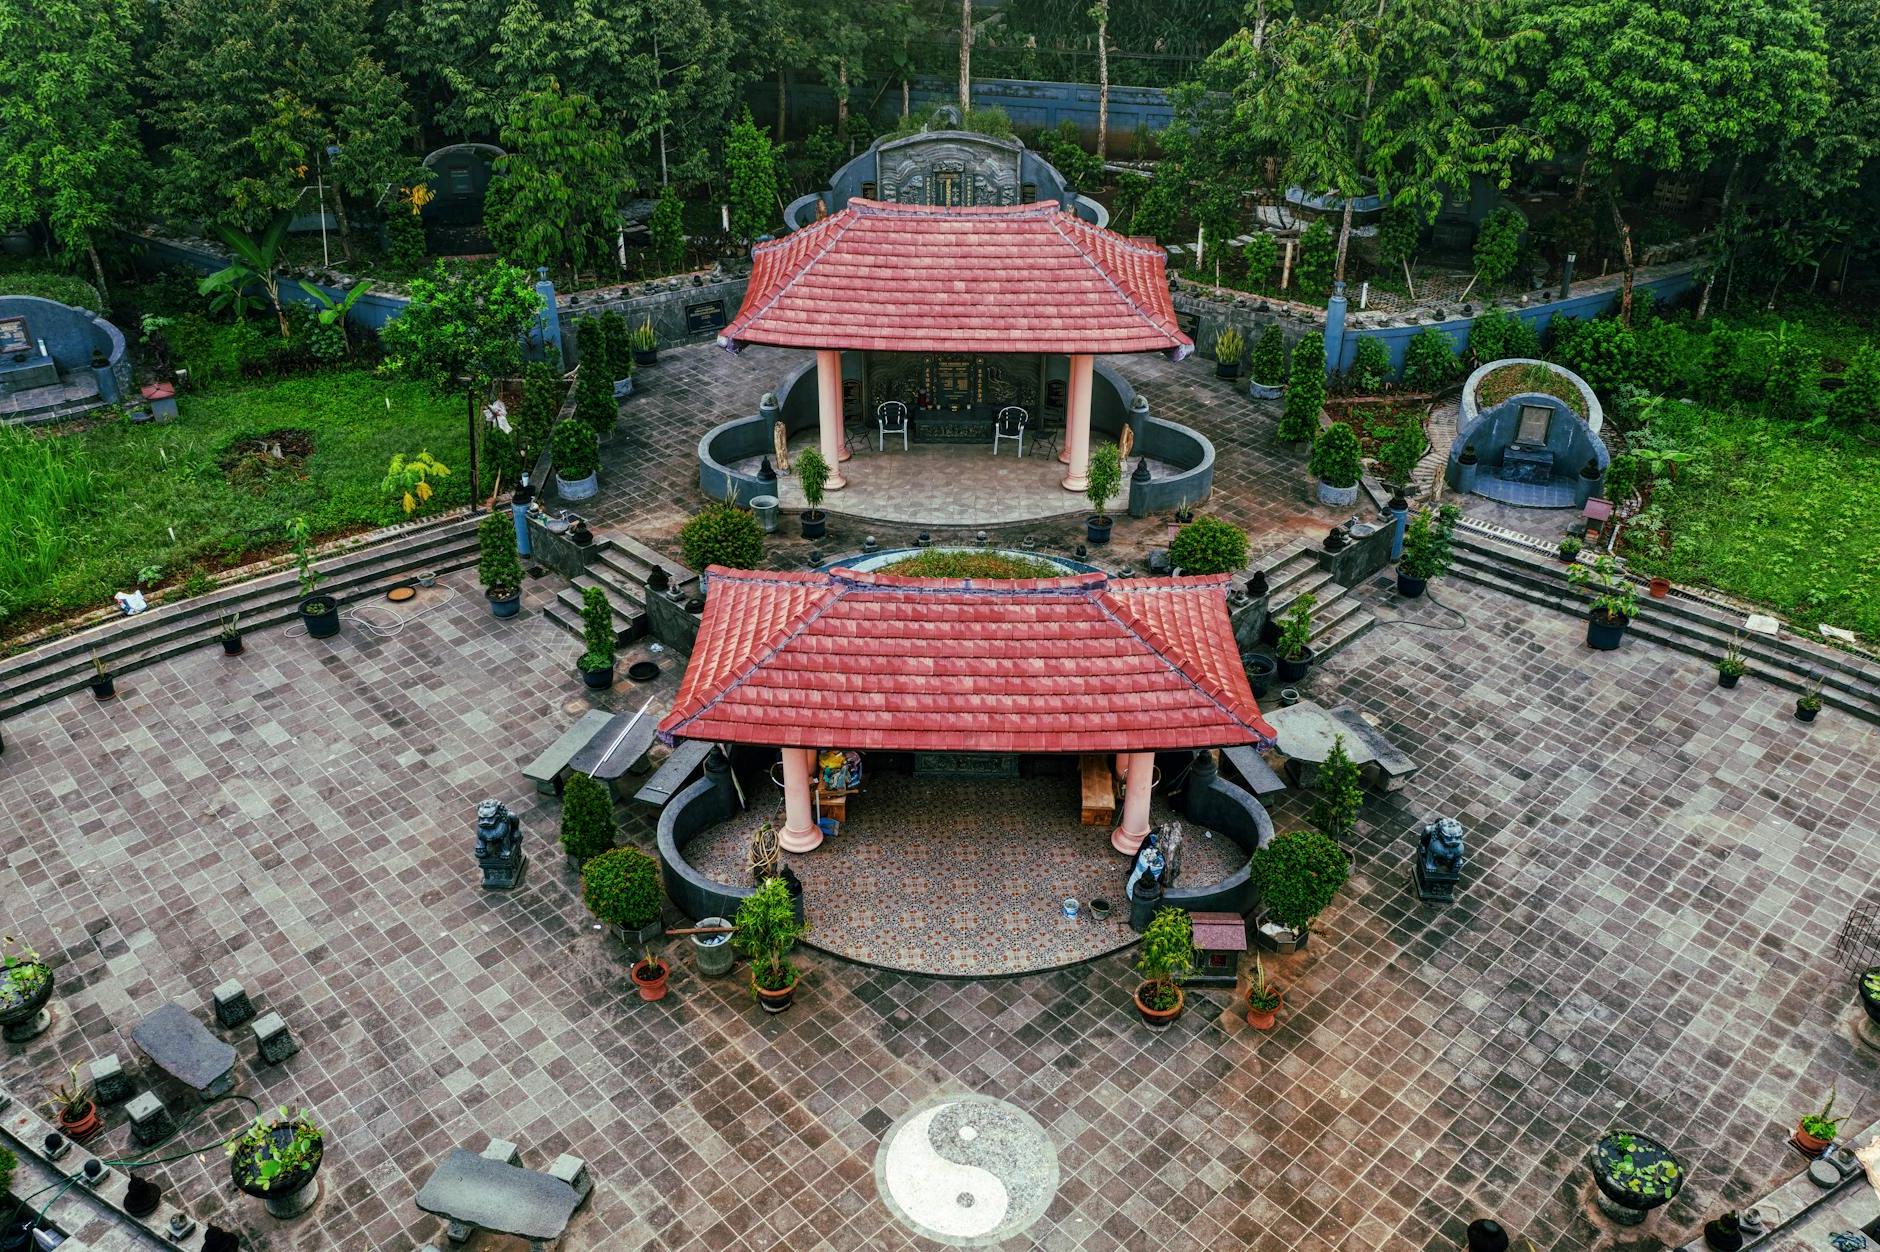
[130,1002,237,1098]
[415,1148,580,1245]
[1080,754,1117,826]
[1327,706,1417,791]
[522,708,614,796]
[568,708,661,799]
[1219,745,1287,796]
[633,738,714,809]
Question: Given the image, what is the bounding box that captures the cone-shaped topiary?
[1309,421,1362,489]
[1277,331,1325,442]
[560,773,616,861]
[477,511,521,596]
[552,420,599,482]
[579,584,615,671]
[581,846,662,929]
[1308,734,1363,844]
[574,349,616,438]
[1251,324,1286,387]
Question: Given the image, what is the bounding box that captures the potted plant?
[1242,652,1278,697]
[1213,325,1244,380]
[1248,324,1285,399]
[552,420,600,501]
[1793,1089,1844,1156]
[1309,422,1363,507]
[478,512,523,618]
[1796,674,1823,722]
[1084,442,1122,545]
[1245,952,1282,1030]
[735,875,808,1013]
[1275,593,1315,681]
[1455,443,1479,493]
[576,585,616,688]
[1396,504,1459,598]
[227,1107,324,1219]
[1568,556,1637,651]
[88,650,116,700]
[631,948,670,1002]
[1587,1130,1684,1222]
[1858,966,1880,1029]
[0,937,54,1042]
[288,517,339,639]
[796,448,831,539]
[1717,637,1746,689]
[1703,1212,1743,1252]
[601,312,634,396]
[44,1065,101,1144]
[1250,828,1350,951]
[580,846,664,946]
[1556,535,1582,563]
[1132,906,1194,1028]
[559,772,615,866]
[631,318,658,367]
[218,613,243,655]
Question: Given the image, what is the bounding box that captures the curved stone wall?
[1446,358,1609,504]
[0,294,130,404]
[1165,752,1272,915]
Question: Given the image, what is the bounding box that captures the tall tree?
[1092,0,1110,160]
[484,81,629,284]
[0,0,147,297]
[725,108,780,245]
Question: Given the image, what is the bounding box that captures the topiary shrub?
[680,501,764,571]
[1242,233,1278,290]
[1549,317,1637,397]
[551,420,598,482]
[1309,422,1362,489]
[599,311,633,382]
[1468,308,1540,365]
[579,584,615,671]
[580,846,661,929]
[515,361,563,467]
[1401,327,1461,392]
[1308,734,1364,844]
[1277,331,1326,443]
[1168,515,1249,575]
[1471,205,1526,288]
[1252,829,1350,933]
[574,348,616,437]
[1346,337,1391,393]
[560,772,616,861]
[477,510,521,595]
[1295,220,1334,298]
[1251,324,1286,387]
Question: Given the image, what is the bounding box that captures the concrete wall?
[1164,756,1271,916]
[0,294,131,403]
[755,77,1175,140]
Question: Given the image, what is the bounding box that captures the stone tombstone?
[1415,816,1465,903]
[1514,403,1553,446]
[0,314,30,355]
[475,799,526,890]
[875,132,1022,209]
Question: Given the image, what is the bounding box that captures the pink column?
[778,747,823,853]
[816,349,851,477]
[1111,750,1155,856]
[1061,353,1093,491]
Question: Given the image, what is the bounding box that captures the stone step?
[1305,592,1372,655]
[547,582,646,647]
[599,535,696,590]
[1269,567,1346,621]
[1311,606,1376,662]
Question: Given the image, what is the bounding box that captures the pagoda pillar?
[1062,353,1093,492]
[816,349,849,485]
[1111,750,1155,856]
[778,747,823,853]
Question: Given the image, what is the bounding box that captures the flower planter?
[1089,898,1112,921]
[221,635,243,656]
[627,660,660,683]
[1317,480,1359,508]
[754,970,797,1014]
[614,918,664,948]
[1649,576,1670,598]
[1248,380,1284,400]
[631,958,670,1002]
[557,470,599,502]
[580,664,615,689]
[1215,361,1239,381]
[1795,701,1819,722]
[1859,967,1880,1026]
[1397,571,1428,598]
[124,1177,162,1218]
[1791,1120,1831,1157]
[230,1120,324,1220]
[1242,653,1278,697]
[692,919,735,977]
[300,593,340,639]
[1086,515,1113,545]
[0,961,54,1041]
[1276,647,1313,682]
[58,1100,103,1144]
[1585,610,1628,651]
[751,495,780,533]
[800,509,826,540]
[1587,1131,1684,1225]
[1132,982,1183,1029]
[1245,985,1282,1030]
[1703,1216,1744,1252]
[486,587,521,619]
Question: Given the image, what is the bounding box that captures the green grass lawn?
[0,369,468,641]
[1620,401,1880,642]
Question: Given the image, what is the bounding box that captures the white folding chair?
[876,401,910,451]
[993,406,1029,457]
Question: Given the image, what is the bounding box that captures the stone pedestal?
[549,1155,594,1207]
[645,587,701,654]
[525,515,596,580]
[264,1177,321,1220]
[1313,520,1394,588]
[482,1139,522,1166]
[88,1054,134,1105]
[1591,1191,1648,1226]
[212,980,254,1028]
[1,1004,51,1043]
[1856,1013,1880,1053]
[126,1092,174,1146]
[251,1012,299,1065]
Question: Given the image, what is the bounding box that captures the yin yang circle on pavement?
[873,1093,1060,1247]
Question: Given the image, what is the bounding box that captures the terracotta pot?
[59,1101,103,1143]
[1246,984,1284,1030]
[632,958,670,1002]
[1792,1121,1831,1157]
[753,969,797,1013]
[1649,576,1670,598]
[1133,981,1183,1028]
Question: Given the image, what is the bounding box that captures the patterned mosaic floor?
[681,771,1249,976]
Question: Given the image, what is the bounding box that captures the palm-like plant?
[295,280,373,356]
[200,214,292,338]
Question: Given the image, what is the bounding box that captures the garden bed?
[1475,361,1589,417]
[876,550,1068,579]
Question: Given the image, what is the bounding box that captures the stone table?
[414,1148,580,1245]
[1263,701,1418,791]
[130,1002,237,1098]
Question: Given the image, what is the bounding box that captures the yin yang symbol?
[874,1094,1059,1247]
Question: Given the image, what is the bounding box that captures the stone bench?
[130,1002,236,1099]
[415,1148,580,1247]
[522,708,613,796]
[1220,745,1287,796]
[567,707,659,799]
[1326,706,1418,792]
[632,738,714,809]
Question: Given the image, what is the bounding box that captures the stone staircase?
[1255,543,1378,662]
[0,375,109,425]
[0,516,481,721]
[1447,521,1880,725]
[543,534,697,647]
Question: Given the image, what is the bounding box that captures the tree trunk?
[903,78,910,118]
[1694,154,1740,322]
[1252,0,1269,50]
[1608,193,1635,324]
[1095,9,1109,161]
[960,0,972,114]
[776,69,787,141]
[837,59,849,142]
[1333,198,1354,285]
[331,191,355,262]
[88,245,109,302]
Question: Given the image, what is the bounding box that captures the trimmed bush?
[560,772,616,861]
[1549,317,1636,397]
[1135,906,1194,1011]
[574,348,616,437]
[1085,442,1123,518]
[515,361,562,467]
[1401,327,1461,392]
[1308,734,1363,843]
[579,584,615,670]
[1295,220,1334,298]
[477,510,521,595]
[580,846,661,929]
[1168,515,1249,575]
[1277,331,1326,442]
[1252,829,1350,933]
[1251,324,1286,387]
[1309,422,1362,489]
[1346,337,1391,393]
[1241,234,1278,290]
[1468,308,1540,365]
[551,420,598,481]
[679,502,764,571]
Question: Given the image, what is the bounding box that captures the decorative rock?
[481,1138,522,1166]
[43,1132,70,1162]
[89,1054,134,1105]
[548,1154,593,1207]
[212,980,255,1028]
[126,1092,174,1146]
[79,1157,109,1187]
[251,1011,299,1065]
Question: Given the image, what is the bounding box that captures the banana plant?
[199,213,291,338]
[296,279,372,356]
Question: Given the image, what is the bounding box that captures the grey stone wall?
[558,274,751,364]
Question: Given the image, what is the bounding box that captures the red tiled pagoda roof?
[656,567,1274,754]
[719,199,1193,358]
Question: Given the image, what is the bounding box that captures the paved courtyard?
[2,344,1878,1252]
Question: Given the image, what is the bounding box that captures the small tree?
[1308,734,1363,844]
[726,107,780,244]
[1309,422,1362,489]
[560,772,615,861]
[1376,421,1428,488]
[515,361,563,467]
[1242,234,1278,291]
[1294,220,1334,298]
[1251,325,1286,387]
[1167,516,1248,575]
[1276,592,1314,662]
[382,451,451,516]
[551,420,599,482]
[1277,331,1326,443]
[579,584,615,672]
[574,356,615,438]
[580,846,661,928]
[1829,344,1880,427]
[1401,328,1461,393]
[1134,906,1194,1011]
[1346,338,1391,394]
[1398,504,1460,582]
[1471,206,1526,289]
[601,312,633,383]
[735,874,807,993]
[649,184,686,274]
[679,503,765,571]
[1085,442,1123,520]
[796,448,831,516]
[477,510,522,596]
[1252,829,1350,934]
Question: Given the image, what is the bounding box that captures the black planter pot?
[1086,515,1113,545]
[1277,647,1313,682]
[1215,362,1238,380]
[91,674,116,700]
[230,1121,324,1216]
[800,509,826,540]
[1242,652,1278,697]
[1703,1218,1744,1252]
[0,961,54,1037]
[1258,615,1281,646]
[1859,967,1880,1025]
[221,636,243,655]
[486,587,522,619]
[1796,701,1819,722]
[633,348,657,367]
[300,594,340,639]
[1397,571,1428,598]
[1585,611,1628,651]
[1717,671,1739,689]
[580,664,615,690]
[627,660,660,683]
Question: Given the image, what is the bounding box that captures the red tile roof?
[656,567,1275,754]
[719,199,1193,358]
